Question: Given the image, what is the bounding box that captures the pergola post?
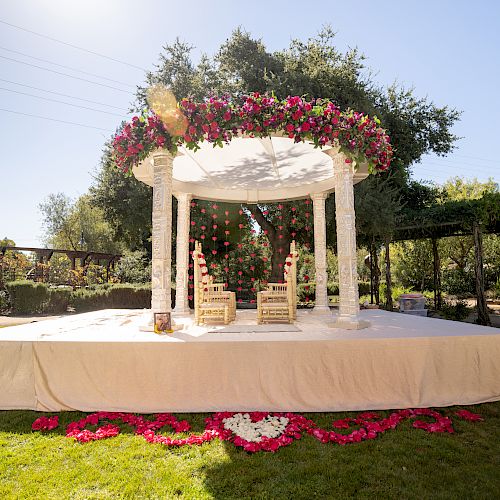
[173,192,192,315]
[326,150,369,329]
[151,150,174,320]
[311,192,330,314]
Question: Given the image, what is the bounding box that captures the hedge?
[5,281,71,315]
[297,281,371,302]
[70,284,154,312]
[5,280,373,314]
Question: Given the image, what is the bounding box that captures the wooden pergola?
[0,246,121,284]
[386,194,500,326]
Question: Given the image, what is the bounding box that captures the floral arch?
[112,93,392,174]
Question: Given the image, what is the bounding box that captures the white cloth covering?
[1,309,499,412]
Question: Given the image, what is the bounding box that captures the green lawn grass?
[1,403,499,499]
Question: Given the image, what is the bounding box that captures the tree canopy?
[92,27,461,271]
[39,193,123,254]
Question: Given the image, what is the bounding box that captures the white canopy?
[133,136,369,203]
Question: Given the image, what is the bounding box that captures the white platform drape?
[1,310,499,412]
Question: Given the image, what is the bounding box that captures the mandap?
[112,92,393,329]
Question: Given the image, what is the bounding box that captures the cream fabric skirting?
[1,327,499,412]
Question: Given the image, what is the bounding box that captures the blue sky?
[1,0,499,247]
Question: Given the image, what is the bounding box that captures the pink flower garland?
[31,408,484,453]
[112,93,393,175]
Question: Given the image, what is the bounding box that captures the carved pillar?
[311,192,330,314]
[173,192,192,315]
[151,150,174,317]
[325,149,369,329]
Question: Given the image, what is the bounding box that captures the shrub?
[107,284,151,309]
[440,299,470,321]
[492,277,500,300]
[296,281,370,303]
[70,287,108,312]
[5,281,72,314]
[0,289,10,313]
[114,250,151,284]
[358,282,371,296]
[46,287,72,314]
[70,284,156,312]
[5,281,50,314]
[442,268,475,296]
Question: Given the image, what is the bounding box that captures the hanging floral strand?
[260,209,270,287]
[277,203,284,284]
[211,203,218,261]
[223,209,230,288]
[304,198,312,304]
[188,200,197,303]
[236,209,245,303]
[249,223,258,303]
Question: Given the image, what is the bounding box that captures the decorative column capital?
[175,192,193,203]
[310,191,329,202]
[323,148,356,174]
[152,148,175,163]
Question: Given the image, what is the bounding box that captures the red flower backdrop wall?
[189,199,313,304]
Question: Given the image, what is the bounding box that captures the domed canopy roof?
[133,136,369,203]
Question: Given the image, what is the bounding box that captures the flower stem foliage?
[112,93,392,175]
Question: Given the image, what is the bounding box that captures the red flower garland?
[32,415,59,431]
[112,93,392,175]
[64,411,190,444]
[32,408,484,453]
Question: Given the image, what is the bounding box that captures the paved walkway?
[0,314,63,328]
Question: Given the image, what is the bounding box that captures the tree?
[39,193,76,249]
[90,144,153,253]
[39,193,122,253]
[441,177,498,201]
[94,27,460,278]
[353,175,402,305]
[0,238,31,284]
[437,178,499,294]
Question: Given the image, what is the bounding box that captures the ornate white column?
[173,192,192,315]
[325,149,369,329]
[311,191,330,314]
[151,150,174,318]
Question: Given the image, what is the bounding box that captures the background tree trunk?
[385,239,393,310]
[369,244,374,304]
[432,237,442,310]
[373,246,380,305]
[245,205,290,282]
[473,221,491,326]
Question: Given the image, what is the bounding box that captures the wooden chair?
[192,241,236,325]
[257,241,299,324]
[206,278,236,321]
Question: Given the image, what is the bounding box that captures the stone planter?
[399,293,427,317]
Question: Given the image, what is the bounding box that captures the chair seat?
[199,303,229,309]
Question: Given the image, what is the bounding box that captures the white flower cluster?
[223,413,289,442]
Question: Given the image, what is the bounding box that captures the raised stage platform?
[1,309,499,412]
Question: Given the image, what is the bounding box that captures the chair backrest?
[192,241,211,319]
[284,240,298,310]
